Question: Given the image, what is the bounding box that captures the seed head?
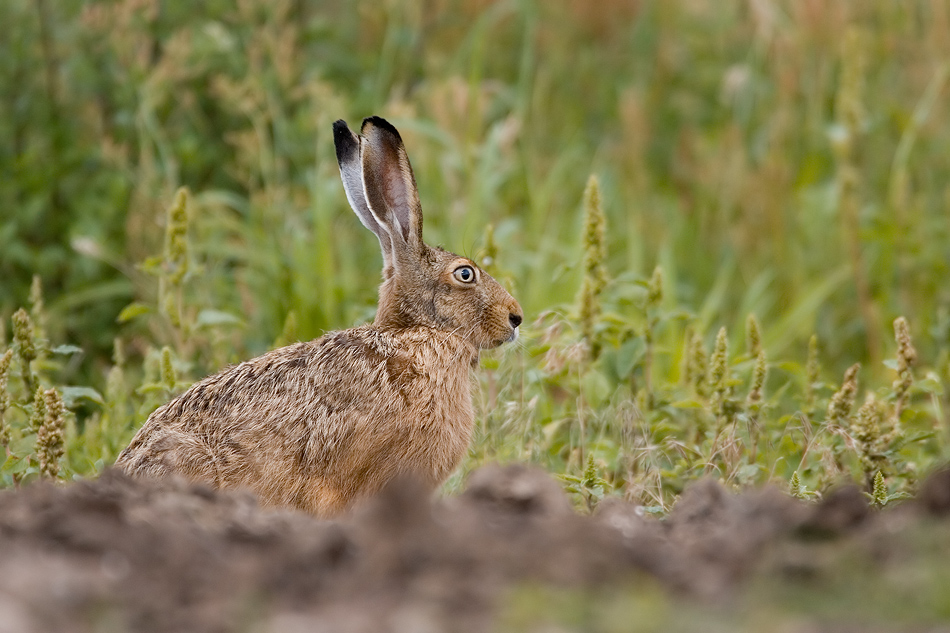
[688,331,708,396]
[827,363,860,428]
[577,174,608,359]
[165,188,190,286]
[892,316,917,420]
[746,314,762,359]
[36,388,66,479]
[851,392,889,477]
[161,346,177,392]
[13,309,36,363]
[789,471,804,499]
[709,327,729,392]
[747,350,767,408]
[871,471,887,508]
[0,350,13,447]
[13,308,38,395]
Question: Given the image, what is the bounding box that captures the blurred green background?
[1,0,949,499]
[4,0,949,374]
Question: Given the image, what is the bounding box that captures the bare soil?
[2,465,950,632]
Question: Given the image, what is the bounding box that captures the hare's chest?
[398,361,475,480]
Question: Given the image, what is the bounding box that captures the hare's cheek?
[481,304,508,344]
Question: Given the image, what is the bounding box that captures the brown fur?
[115,117,522,517]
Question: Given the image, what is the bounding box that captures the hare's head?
[334,117,522,350]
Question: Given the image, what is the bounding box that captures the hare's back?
[116,327,426,487]
[115,324,476,513]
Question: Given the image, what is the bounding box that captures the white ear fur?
[333,119,394,270]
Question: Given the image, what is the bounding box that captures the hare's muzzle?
[494,309,522,346]
[505,312,522,343]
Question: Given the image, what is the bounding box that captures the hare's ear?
[359,117,424,256]
[333,119,393,269]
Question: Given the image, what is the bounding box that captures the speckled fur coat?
[116,117,522,516]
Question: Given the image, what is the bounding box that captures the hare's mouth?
[492,326,519,347]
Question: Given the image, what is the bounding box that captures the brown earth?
[1,465,950,632]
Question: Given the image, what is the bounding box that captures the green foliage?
[2,1,950,511]
[560,453,610,513]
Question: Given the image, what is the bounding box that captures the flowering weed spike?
[12,309,37,395]
[36,388,66,479]
[747,350,767,409]
[709,327,728,390]
[29,386,46,434]
[165,187,190,286]
[708,327,731,418]
[892,316,917,422]
[871,471,887,508]
[851,392,890,482]
[0,350,12,448]
[746,314,762,359]
[789,471,804,499]
[745,349,768,460]
[827,363,860,428]
[576,174,607,360]
[160,188,191,328]
[161,346,177,393]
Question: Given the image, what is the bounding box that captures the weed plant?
[1,1,949,508]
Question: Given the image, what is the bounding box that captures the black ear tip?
[333,119,358,163]
[361,116,402,140]
[333,119,350,134]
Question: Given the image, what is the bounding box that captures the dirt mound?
[1,465,948,632]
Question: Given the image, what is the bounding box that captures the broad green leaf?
[117,302,153,323]
[60,386,105,408]
[195,309,244,329]
[51,344,84,356]
[671,400,705,409]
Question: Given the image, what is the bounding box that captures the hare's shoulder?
[146,324,474,427]
[152,326,379,420]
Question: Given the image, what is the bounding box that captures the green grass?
[1,0,949,507]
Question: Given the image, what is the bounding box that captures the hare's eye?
[453,265,476,284]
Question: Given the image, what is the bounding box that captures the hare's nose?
[509,313,522,328]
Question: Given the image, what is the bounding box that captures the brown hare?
[115,116,523,517]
